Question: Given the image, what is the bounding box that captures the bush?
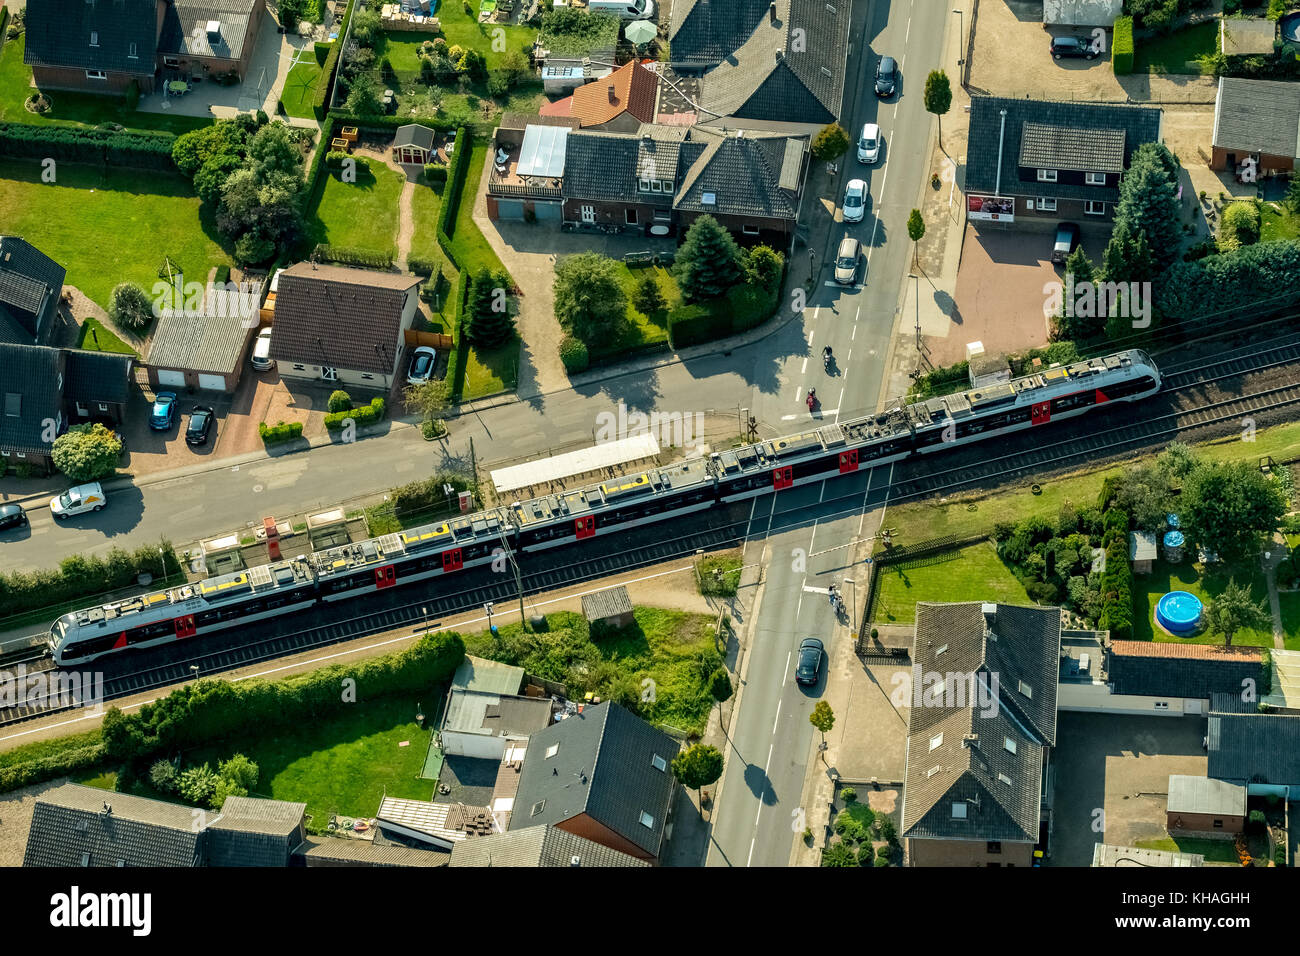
[324,396,385,430]
[149,759,178,792]
[51,423,122,482]
[840,787,857,802]
[258,420,304,444]
[1113,16,1134,75]
[124,79,140,111]
[108,282,154,332]
[327,389,353,413]
[424,163,448,183]
[0,543,177,619]
[0,122,176,171]
[667,302,727,348]
[1217,201,1261,252]
[214,264,231,285]
[311,244,394,269]
[0,742,108,796]
[559,335,589,374]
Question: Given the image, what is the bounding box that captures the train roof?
[311,508,511,577]
[512,457,712,527]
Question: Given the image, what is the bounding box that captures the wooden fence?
[404,329,454,350]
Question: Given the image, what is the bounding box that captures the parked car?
[795,638,825,686]
[875,55,898,97]
[1052,222,1081,264]
[149,391,177,430]
[50,483,105,519]
[186,406,215,447]
[1050,36,1098,60]
[834,236,861,285]
[407,346,437,386]
[0,504,27,531]
[251,327,275,371]
[842,179,867,223]
[588,0,655,19]
[857,122,881,164]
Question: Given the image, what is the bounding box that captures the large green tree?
[1100,217,1155,285]
[811,123,850,162]
[1207,578,1270,646]
[465,270,516,348]
[674,215,743,302]
[1181,460,1287,563]
[1113,142,1183,271]
[671,743,724,802]
[51,423,122,482]
[923,70,952,149]
[1051,245,1103,342]
[553,252,628,342]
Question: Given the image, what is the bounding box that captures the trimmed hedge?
[1112,16,1134,75]
[424,163,448,183]
[0,122,176,171]
[325,396,386,429]
[258,420,304,444]
[1156,239,1300,326]
[559,334,590,373]
[214,264,231,285]
[665,281,781,348]
[1097,508,1133,639]
[312,243,394,269]
[0,544,179,619]
[0,743,108,796]
[313,0,356,119]
[408,256,439,277]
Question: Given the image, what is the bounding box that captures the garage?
[156,370,186,388]
[197,373,228,392]
[147,308,253,397]
[495,199,525,221]
[533,201,563,221]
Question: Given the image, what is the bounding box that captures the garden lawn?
[75,318,138,356]
[378,12,536,72]
[1133,20,1218,75]
[1131,559,1273,646]
[408,180,446,267]
[463,338,519,398]
[305,156,404,259]
[0,35,209,135]
[872,541,1032,625]
[280,48,326,120]
[1261,203,1300,242]
[1135,836,1239,864]
[589,262,675,361]
[1280,592,1300,651]
[0,160,229,310]
[446,141,507,276]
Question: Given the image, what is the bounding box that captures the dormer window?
[639,178,651,192]
[1085,172,1106,186]
[1037,168,1057,182]
[650,180,662,193]
[660,179,672,192]
[951,802,968,819]
[928,732,943,752]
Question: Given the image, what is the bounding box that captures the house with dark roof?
[24,0,267,95]
[964,96,1163,230]
[449,823,650,867]
[507,701,680,862]
[147,287,259,394]
[900,602,1061,867]
[1107,641,1265,714]
[1208,711,1300,797]
[0,344,133,474]
[539,60,659,132]
[296,836,450,867]
[205,795,307,866]
[1211,77,1300,176]
[268,262,422,390]
[0,237,66,346]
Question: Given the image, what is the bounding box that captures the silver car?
[834,236,861,285]
[842,179,867,223]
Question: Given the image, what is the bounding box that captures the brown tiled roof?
[270,263,420,375]
[569,61,658,128]
[1109,641,1262,663]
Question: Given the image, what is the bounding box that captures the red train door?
[575,515,596,539]
[1094,388,1110,404]
[839,449,859,474]
[1031,401,1052,426]
[174,615,196,639]
[442,549,463,573]
[112,632,128,650]
[773,466,793,490]
[374,565,397,589]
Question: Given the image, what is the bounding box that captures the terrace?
[486,123,568,198]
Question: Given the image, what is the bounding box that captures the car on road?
[407,346,437,386]
[842,179,867,223]
[251,327,275,371]
[186,406,215,447]
[149,391,177,430]
[857,122,881,164]
[834,235,861,285]
[874,55,898,97]
[50,482,105,519]
[1050,36,1099,60]
[1052,221,1081,264]
[0,504,28,531]
[795,637,825,686]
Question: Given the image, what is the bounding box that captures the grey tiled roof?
[966,96,1162,201]
[562,130,643,203]
[23,784,202,867]
[449,824,650,867]
[0,236,65,343]
[160,0,261,61]
[1208,713,1300,787]
[205,796,306,867]
[65,350,133,406]
[1166,774,1246,817]
[668,0,772,68]
[581,585,633,621]
[675,128,803,219]
[395,124,437,151]
[0,343,63,456]
[24,0,158,75]
[508,702,679,859]
[148,304,252,377]
[1212,77,1300,160]
[1018,122,1126,173]
[1108,641,1265,700]
[297,836,450,866]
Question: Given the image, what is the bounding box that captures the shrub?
[213,264,231,285]
[0,742,108,796]
[1218,201,1261,252]
[325,149,350,168]
[559,335,589,374]
[149,759,178,792]
[1113,16,1134,75]
[109,282,154,332]
[324,397,385,430]
[258,420,304,444]
[425,163,448,183]
[124,79,140,111]
[840,787,857,802]
[0,122,176,171]
[311,244,393,269]
[51,423,122,482]
[327,389,353,413]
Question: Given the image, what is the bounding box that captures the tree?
[809,700,835,749]
[1207,578,1270,646]
[553,252,628,342]
[811,123,850,162]
[709,667,733,703]
[350,8,383,45]
[821,842,857,866]
[1181,460,1287,564]
[404,378,450,424]
[745,245,784,292]
[193,152,242,205]
[1051,245,1103,341]
[149,759,177,793]
[632,273,665,315]
[279,0,307,29]
[907,209,925,269]
[217,753,259,791]
[1113,142,1183,271]
[51,423,122,482]
[500,48,531,87]
[465,270,516,348]
[1100,217,1154,285]
[923,69,952,149]
[673,215,743,302]
[1286,175,1300,215]
[671,743,724,802]
[247,122,303,179]
[345,73,381,115]
[109,281,154,332]
[1218,201,1261,253]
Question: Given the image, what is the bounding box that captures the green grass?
[593,262,675,360]
[280,49,325,120]
[305,156,404,259]
[75,318,137,356]
[408,180,446,266]
[697,554,742,596]
[463,337,519,398]
[379,15,536,73]
[1261,203,1300,242]
[1131,559,1274,646]
[1135,836,1240,864]
[0,159,229,310]
[1134,20,1218,75]
[1279,593,1300,651]
[872,541,1032,624]
[0,35,211,135]
[0,729,102,770]
[446,141,506,275]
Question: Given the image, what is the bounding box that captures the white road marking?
[773,694,784,734]
[808,329,816,346]
[800,357,808,374]
[781,414,798,421]
[851,324,857,340]
[906,18,911,41]
[803,584,834,595]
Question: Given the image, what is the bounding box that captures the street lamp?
[808,249,816,285]
[422,605,429,634]
[190,664,200,680]
[953,9,964,67]
[485,601,497,637]
[909,273,921,349]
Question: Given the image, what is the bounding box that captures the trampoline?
[1156,591,1203,636]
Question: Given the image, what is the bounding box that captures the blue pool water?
[1282,12,1300,44]
[1156,591,1203,635]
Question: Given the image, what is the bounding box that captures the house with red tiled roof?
[539,60,659,132]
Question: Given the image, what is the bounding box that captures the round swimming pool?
[1282,12,1300,45]
[1156,591,1203,636]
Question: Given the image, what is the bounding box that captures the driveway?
[120,387,226,477]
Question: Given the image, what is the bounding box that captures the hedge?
[1097,508,1133,639]
[312,243,394,269]
[408,256,439,277]
[0,743,108,796]
[0,122,176,171]
[1112,16,1134,75]
[258,420,304,444]
[314,0,356,119]
[559,334,589,373]
[325,396,386,429]
[664,281,781,349]
[0,543,179,619]
[214,264,231,285]
[425,163,448,183]
[101,631,466,761]
[1156,239,1300,326]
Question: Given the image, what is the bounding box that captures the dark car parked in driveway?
[875,55,898,97]
[1050,36,1098,60]
[0,504,27,531]
[186,406,214,447]
[795,637,825,686]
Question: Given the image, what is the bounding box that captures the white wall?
[1057,681,1204,716]
[442,731,506,761]
[1043,0,1122,26]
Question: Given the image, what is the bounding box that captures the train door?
[575,515,596,540]
[374,565,397,589]
[174,615,197,639]
[839,449,859,474]
[773,466,793,490]
[1031,401,1051,426]
[442,549,463,573]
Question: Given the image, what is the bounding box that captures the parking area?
[117,386,230,476]
[1049,712,1209,867]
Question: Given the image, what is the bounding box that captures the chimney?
[962,734,979,748]
[570,855,582,866]
[769,2,776,22]
[608,86,616,103]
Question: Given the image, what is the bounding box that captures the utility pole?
[468,436,480,503]
[910,273,921,349]
[497,525,528,632]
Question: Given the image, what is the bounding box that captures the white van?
[50,482,106,519]
[588,0,655,20]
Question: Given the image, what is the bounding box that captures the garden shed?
[581,586,634,630]
[393,124,437,176]
[1129,531,1157,574]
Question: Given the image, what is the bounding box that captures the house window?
[648,180,660,193]
[15,452,25,459]
[987,841,1002,854]
[97,403,108,412]
[1003,737,1017,754]
[639,811,655,829]
[89,32,99,47]
[1154,701,1169,710]
[1037,169,1057,182]
[545,743,559,758]
[651,753,667,772]
[1018,680,1033,699]
[1085,172,1106,186]
[128,42,138,59]
[1085,200,1106,216]
[0,451,8,457]
[640,179,652,192]
[292,364,306,371]
[361,373,374,381]
[742,224,760,236]
[4,393,19,417]
[660,180,672,192]
[625,209,637,225]
[86,70,108,80]
[530,800,546,817]
[929,733,943,752]
[580,205,595,223]
[1213,819,1223,828]
[1037,197,1057,212]
[164,57,180,68]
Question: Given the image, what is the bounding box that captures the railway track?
[1158,332,1300,390]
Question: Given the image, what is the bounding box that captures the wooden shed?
[581,586,634,630]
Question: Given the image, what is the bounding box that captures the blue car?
[150,391,177,430]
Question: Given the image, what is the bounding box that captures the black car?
[1050,36,1098,60]
[186,406,215,446]
[1052,222,1081,264]
[795,638,825,686]
[874,55,898,97]
[0,504,27,531]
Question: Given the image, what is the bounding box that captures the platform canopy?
[491,433,661,495]
[517,124,570,179]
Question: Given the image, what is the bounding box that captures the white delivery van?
[588,0,655,21]
[50,482,106,519]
